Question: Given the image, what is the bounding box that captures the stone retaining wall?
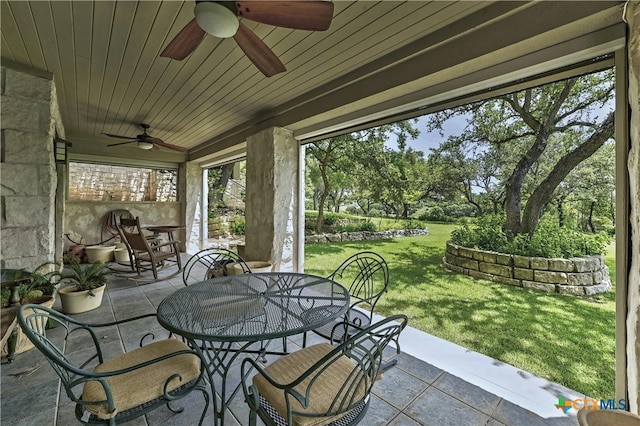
[305,228,429,244]
[443,241,611,295]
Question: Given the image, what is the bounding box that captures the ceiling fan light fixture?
[137,141,154,150]
[194,2,239,38]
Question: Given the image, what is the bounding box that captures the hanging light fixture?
[194,2,239,38]
[137,141,154,150]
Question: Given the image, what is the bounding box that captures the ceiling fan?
[103,124,187,152]
[160,1,334,77]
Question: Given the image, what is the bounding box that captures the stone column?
[626,0,640,414]
[1,66,60,270]
[181,161,203,253]
[245,127,299,272]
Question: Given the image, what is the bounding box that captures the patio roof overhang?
[0,1,626,166]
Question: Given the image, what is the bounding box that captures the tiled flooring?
[1,263,581,426]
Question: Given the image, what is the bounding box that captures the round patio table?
[157,272,349,425]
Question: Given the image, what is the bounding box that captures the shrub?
[359,220,377,232]
[323,212,339,226]
[451,214,609,258]
[405,219,426,230]
[419,206,447,222]
[232,219,245,235]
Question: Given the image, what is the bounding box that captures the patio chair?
[182,247,251,286]
[303,252,390,347]
[117,217,182,280]
[17,303,210,426]
[242,314,408,426]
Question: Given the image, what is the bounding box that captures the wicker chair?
[304,252,390,347]
[117,217,182,280]
[17,303,210,426]
[182,247,251,286]
[242,314,408,426]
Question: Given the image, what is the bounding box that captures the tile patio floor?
[1,259,583,426]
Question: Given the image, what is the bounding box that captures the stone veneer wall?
[305,229,429,244]
[443,241,611,295]
[1,66,62,270]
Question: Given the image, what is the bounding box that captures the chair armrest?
[241,357,308,406]
[151,241,181,250]
[86,347,200,378]
[80,312,158,328]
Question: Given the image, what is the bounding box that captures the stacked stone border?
[443,241,611,295]
[305,229,429,244]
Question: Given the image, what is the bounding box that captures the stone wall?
[443,241,611,295]
[63,200,182,251]
[1,66,61,270]
[305,228,429,244]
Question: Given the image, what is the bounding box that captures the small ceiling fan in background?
[161,1,334,77]
[103,124,187,152]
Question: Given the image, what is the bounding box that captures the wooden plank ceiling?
[0,1,625,164]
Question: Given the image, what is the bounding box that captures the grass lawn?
[304,222,616,398]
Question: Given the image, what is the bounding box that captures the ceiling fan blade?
[149,144,160,152]
[160,18,207,60]
[107,140,137,147]
[103,133,135,140]
[236,1,334,31]
[233,22,286,77]
[151,139,188,153]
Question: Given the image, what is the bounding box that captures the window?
[68,162,178,202]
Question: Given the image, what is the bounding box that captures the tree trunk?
[518,112,614,236]
[557,197,565,227]
[588,200,596,232]
[504,129,550,237]
[316,144,334,234]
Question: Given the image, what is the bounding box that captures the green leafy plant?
[2,263,61,304]
[359,220,377,232]
[451,214,609,258]
[61,257,110,296]
[231,219,246,235]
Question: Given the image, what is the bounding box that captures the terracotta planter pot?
[58,284,106,314]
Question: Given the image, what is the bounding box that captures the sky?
[384,113,468,156]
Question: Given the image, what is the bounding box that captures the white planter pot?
[85,245,115,263]
[58,284,106,314]
[237,261,273,274]
[114,248,129,263]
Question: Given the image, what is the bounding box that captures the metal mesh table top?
[157,273,350,342]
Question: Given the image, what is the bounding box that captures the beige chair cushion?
[82,339,200,419]
[253,343,366,426]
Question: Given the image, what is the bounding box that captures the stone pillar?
[1,66,60,270]
[245,127,299,272]
[626,0,640,414]
[181,161,203,253]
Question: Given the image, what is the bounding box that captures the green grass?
[304,222,616,398]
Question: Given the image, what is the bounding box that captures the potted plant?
[1,263,61,357]
[58,257,110,314]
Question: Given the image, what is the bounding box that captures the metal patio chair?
[182,247,251,286]
[242,314,408,426]
[304,251,390,347]
[17,303,210,425]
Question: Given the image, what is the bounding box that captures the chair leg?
[151,257,159,279]
[197,386,210,426]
